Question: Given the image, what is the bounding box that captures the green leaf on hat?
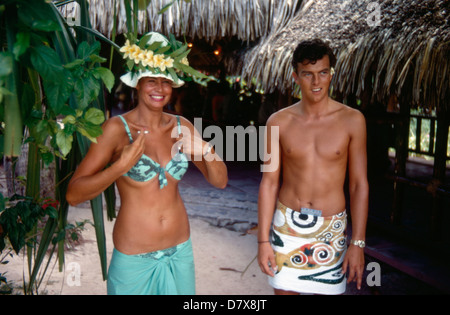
[168,33,178,47]
[174,49,190,62]
[138,33,152,49]
[167,67,179,83]
[146,41,164,52]
[155,45,171,55]
[126,59,134,71]
[178,63,208,79]
[169,45,188,58]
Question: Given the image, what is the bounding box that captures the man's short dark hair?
[291,39,336,70]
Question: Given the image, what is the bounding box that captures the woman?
[66,32,228,295]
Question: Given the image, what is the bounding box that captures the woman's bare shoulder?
[102,115,127,134]
[90,115,129,150]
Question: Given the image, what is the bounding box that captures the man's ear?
[292,71,300,85]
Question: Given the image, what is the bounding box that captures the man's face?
[292,55,333,103]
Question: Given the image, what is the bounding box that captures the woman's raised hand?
[117,128,146,174]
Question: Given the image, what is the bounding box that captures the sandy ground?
[3,206,273,295]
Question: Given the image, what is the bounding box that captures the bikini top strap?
[176,115,183,154]
[118,115,133,143]
[176,115,182,136]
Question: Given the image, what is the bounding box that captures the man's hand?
[342,245,365,290]
[258,242,277,277]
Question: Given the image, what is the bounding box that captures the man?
[257,39,369,295]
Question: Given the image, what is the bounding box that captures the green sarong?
[107,238,195,295]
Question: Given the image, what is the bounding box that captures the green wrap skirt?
[107,238,195,295]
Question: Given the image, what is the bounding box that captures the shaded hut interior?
[59,0,450,280]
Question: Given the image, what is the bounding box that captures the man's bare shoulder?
[266,104,299,126]
[343,104,365,123]
[333,101,366,132]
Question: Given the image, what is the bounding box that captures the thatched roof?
[59,0,303,42]
[336,0,450,111]
[239,0,370,92]
[240,0,450,111]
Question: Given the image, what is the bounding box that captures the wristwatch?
[350,239,366,248]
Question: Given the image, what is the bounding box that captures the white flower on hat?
[134,51,146,65]
[181,57,189,66]
[120,40,141,60]
[162,57,174,70]
[119,32,208,88]
[141,50,155,67]
[153,54,165,71]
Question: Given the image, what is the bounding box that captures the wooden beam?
[431,107,449,238]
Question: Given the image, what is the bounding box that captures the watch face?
[352,240,365,248]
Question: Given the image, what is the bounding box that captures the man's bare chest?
[280,123,350,162]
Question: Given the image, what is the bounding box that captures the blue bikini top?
[118,115,188,188]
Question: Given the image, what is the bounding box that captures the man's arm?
[343,110,369,290]
[257,116,281,277]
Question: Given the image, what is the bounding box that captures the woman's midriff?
[113,181,190,255]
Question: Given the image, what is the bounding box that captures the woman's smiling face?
[136,76,173,108]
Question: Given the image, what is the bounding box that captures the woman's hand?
[117,128,146,174]
[176,132,210,161]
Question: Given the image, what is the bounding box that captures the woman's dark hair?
[291,39,336,70]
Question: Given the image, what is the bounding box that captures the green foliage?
[0,194,58,255]
[0,0,115,293]
[1,0,113,160]
[26,105,105,164]
[158,0,192,14]
[123,31,209,86]
[0,0,192,294]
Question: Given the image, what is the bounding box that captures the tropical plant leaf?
[56,130,73,157]
[43,71,74,113]
[12,32,30,60]
[74,74,101,109]
[30,45,65,82]
[0,53,13,77]
[73,25,121,51]
[84,107,105,125]
[91,67,115,92]
[17,1,61,32]
[77,41,101,60]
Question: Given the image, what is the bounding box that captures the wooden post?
[391,100,410,225]
[431,106,449,239]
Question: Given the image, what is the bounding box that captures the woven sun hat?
[119,32,206,88]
